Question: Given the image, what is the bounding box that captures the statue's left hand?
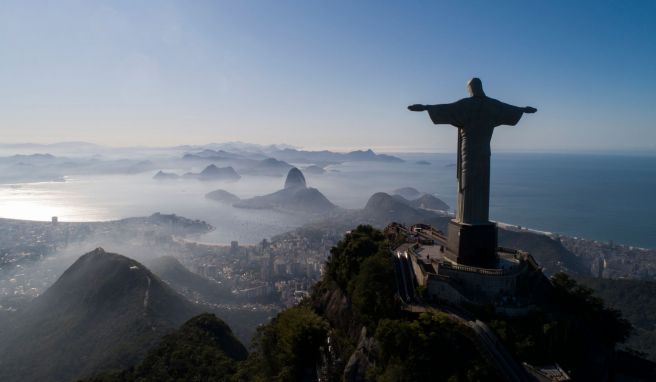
[408,104,427,112]
[524,106,537,113]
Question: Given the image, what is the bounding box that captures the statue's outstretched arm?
[408,104,427,112]
[523,106,537,113]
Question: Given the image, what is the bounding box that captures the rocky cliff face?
[313,286,355,335]
[310,284,381,382]
[343,327,378,382]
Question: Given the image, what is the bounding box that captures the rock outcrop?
[344,327,378,382]
[284,167,307,189]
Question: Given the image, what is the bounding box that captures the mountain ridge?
[0,248,202,382]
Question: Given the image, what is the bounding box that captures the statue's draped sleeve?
[426,100,469,128]
[486,98,525,127]
[426,100,470,189]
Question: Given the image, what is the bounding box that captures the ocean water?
[0,153,654,249]
[393,153,656,249]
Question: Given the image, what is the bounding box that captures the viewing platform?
[386,222,546,313]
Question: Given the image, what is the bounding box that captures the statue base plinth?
[445,220,498,268]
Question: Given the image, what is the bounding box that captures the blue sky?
[1,0,654,152]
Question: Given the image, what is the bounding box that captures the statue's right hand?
[408,104,427,112]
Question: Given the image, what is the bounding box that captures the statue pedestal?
[445,220,498,268]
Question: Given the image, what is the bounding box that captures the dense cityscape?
[3,212,655,315]
[0,214,343,316]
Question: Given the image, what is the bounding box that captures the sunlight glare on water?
[0,179,113,222]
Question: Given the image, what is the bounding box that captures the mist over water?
[1,152,655,248]
[0,173,307,244]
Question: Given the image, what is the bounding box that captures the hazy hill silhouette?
[497,229,588,276]
[391,187,450,211]
[0,248,201,382]
[361,192,440,224]
[392,187,423,200]
[146,256,234,303]
[580,277,656,362]
[409,193,450,211]
[181,164,240,181]
[198,164,240,181]
[182,146,403,166]
[242,157,294,176]
[392,193,450,211]
[205,189,241,204]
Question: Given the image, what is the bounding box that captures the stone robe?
[427,96,525,225]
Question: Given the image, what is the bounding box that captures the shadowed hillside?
[147,256,234,303]
[0,248,201,382]
[580,277,656,362]
[498,229,588,276]
[85,313,247,382]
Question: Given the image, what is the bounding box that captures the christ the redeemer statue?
[409,78,536,267]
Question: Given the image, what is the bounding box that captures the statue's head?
[467,78,485,97]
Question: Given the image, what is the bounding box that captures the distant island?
[204,167,338,214]
[205,189,241,204]
[232,167,337,214]
[154,164,241,182]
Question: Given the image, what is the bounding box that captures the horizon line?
[1,141,655,156]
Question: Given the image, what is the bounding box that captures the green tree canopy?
[350,253,398,327]
[240,306,329,382]
[551,273,632,346]
[374,312,501,381]
[325,225,387,291]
